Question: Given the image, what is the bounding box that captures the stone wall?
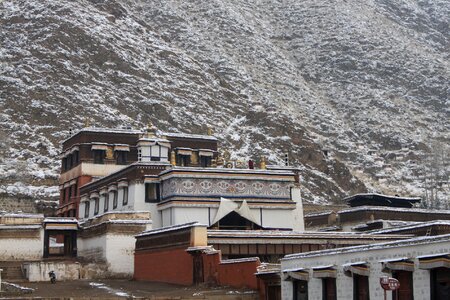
[0,194,57,216]
[0,194,36,213]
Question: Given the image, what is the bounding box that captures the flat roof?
[344,193,421,208]
[282,233,450,261]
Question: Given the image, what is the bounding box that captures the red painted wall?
[202,252,221,285]
[217,260,260,290]
[134,247,193,286]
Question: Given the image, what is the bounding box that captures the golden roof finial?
[207,127,214,136]
[260,156,266,170]
[145,121,157,138]
[84,118,90,128]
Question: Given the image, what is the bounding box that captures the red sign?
[380,276,400,290]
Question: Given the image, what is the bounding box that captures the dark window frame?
[116,151,128,165]
[84,201,90,218]
[113,190,118,209]
[145,183,160,203]
[94,198,99,215]
[93,150,105,164]
[122,187,128,205]
[322,277,337,300]
[104,193,109,212]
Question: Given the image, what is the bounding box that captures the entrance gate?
[43,219,78,258]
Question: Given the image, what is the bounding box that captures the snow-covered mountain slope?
[0,0,448,207]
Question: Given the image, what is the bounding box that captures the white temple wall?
[0,229,43,261]
[169,207,211,227]
[77,235,107,262]
[23,261,80,282]
[261,209,293,229]
[104,233,136,275]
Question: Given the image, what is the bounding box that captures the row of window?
[291,268,449,300]
[61,183,78,204]
[84,187,128,218]
[137,145,169,162]
[62,151,80,171]
[93,149,128,165]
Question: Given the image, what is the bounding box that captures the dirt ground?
[1,279,258,299]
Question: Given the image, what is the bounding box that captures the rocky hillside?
[0,0,448,207]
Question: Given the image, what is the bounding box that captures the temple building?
[58,125,219,218]
[59,124,305,232]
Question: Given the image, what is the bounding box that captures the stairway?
[0,261,25,281]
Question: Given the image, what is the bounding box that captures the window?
[431,267,450,300]
[200,156,211,167]
[84,202,90,218]
[104,193,109,212]
[392,271,413,300]
[145,183,160,203]
[113,191,118,209]
[73,183,78,197]
[122,187,128,205]
[322,278,337,300]
[93,150,105,164]
[73,151,79,165]
[94,198,99,215]
[62,157,67,171]
[61,188,66,204]
[116,151,127,165]
[68,186,72,201]
[293,280,308,300]
[176,155,190,166]
[67,154,73,169]
[353,274,369,300]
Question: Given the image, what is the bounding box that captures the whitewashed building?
[280,234,450,300]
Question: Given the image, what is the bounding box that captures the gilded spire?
[145,121,157,138]
[260,156,266,169]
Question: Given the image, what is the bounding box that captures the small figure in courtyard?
[48,270,56,284]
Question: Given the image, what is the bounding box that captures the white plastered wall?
[23,261,80,282]
[291,186,305,231]
[104,233,136,275]
[168,207,211,227]
[261,209,294,229]
[0,229,44,261]
[77,234,107,262]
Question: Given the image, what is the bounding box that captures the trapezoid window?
[145,182,160,203]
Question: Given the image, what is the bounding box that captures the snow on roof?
[220,257,260,264]
[344,193,421,202]
[160,166,296,177]
[79,211,151,225]
[311,265,335,269]
[338,206,450,215]
[368,220,450,234]
[0,213,44,218]
[207,230,406,240]
[0,225,42,230]
[163,132,218,141]
[80,161,171,189]
[283,267,308,272]
[342,261,367,267]
[62,127,143,143]
[416,252,450,259]
[305,211,334,218]
[80,219,152,230]
[44,217,78,223]
[136,222,207,237]
[378,257,410,263]
[282,234,450,261]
